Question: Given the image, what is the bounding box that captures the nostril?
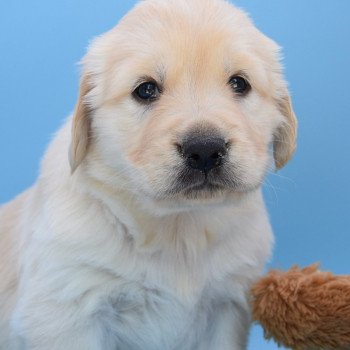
[189,153,201,161]
[210,151,224,167]
[210,152,221,160]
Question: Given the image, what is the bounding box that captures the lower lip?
[185,181,223,192]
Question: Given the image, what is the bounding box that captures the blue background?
[1,1,349,349]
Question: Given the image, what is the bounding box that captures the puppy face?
[70,0,297,208]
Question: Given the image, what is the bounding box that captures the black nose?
[179,136,228,173]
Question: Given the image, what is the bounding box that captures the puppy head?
[69,0,297,209]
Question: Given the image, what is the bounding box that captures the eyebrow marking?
[155,64,166,84]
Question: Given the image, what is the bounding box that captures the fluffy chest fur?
[8,180,272,349]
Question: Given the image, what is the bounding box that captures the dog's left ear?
[273,92,297,169]
[69,75,93,173]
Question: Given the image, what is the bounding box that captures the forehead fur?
[82,0,285,106]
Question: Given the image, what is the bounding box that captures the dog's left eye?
[133,82,160,103]
[228,76,251,95]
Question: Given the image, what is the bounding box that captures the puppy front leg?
[11,301,111,350]
[199,301,251,350]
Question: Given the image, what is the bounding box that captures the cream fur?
[0,0,296,349]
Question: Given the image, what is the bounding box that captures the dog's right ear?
[69,75,93,173]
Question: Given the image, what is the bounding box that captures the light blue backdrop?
[1,1,349,349]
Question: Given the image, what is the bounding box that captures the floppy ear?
[69,75,93,173]
[273,93,297,169]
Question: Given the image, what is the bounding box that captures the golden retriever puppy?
[0,0,297,349]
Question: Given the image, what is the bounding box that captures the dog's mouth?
[164,165,245,199]
[181,178,224,194]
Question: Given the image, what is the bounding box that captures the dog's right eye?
[133,82,160,103]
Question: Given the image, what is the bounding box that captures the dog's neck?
[76,165,264,254]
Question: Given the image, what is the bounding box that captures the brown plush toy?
[251,265,350,350]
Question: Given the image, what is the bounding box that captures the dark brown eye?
[228,76,251,95]
[133,81,160,102]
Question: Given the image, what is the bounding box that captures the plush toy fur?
[251,265,350,350]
